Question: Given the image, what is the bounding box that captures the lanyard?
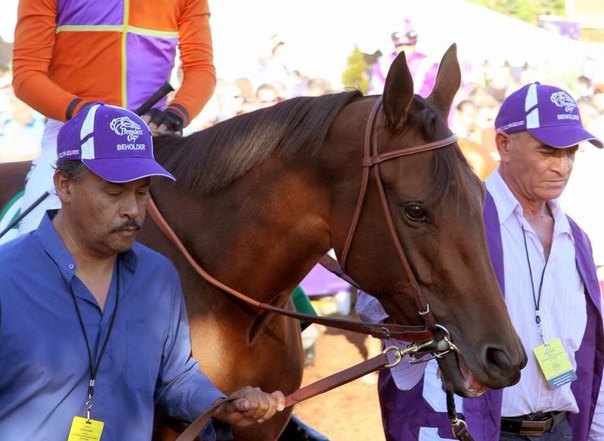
[70,266,120,421]
[521,225,547,344]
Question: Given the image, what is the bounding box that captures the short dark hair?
[55,160,88,182]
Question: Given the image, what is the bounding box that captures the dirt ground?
[294,325,386,441]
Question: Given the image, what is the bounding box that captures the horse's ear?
[382,51,414,131]
[427,43,461,118]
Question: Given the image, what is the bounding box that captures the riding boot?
[278,414,331,441]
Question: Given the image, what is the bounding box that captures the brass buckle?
[518,418,552,437]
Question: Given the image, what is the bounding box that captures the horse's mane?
[154,91,361,193]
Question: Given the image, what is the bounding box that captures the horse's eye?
[403,203,427,222]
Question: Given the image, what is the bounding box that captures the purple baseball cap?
[57,103,175,182]
[495,82,603,149]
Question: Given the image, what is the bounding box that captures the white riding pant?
[17,119,64,235]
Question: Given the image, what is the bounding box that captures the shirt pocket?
[126,322,163,391]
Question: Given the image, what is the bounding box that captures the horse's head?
[329,44,526,397]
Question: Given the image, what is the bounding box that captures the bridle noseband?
[340,96,457,332]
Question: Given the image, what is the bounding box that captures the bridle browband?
[147,95,458,341]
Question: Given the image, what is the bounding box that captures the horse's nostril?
[486,346,513,369]
[482,344,526,387]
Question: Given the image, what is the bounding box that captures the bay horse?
[0,44,526,440]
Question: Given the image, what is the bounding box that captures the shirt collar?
[485,169,520,225]
[34,210,139,284]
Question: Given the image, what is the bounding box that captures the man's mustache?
[112,219,142,232]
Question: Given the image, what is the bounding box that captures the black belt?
[501,411,566,437]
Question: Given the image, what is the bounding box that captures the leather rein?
[149,95,466,441]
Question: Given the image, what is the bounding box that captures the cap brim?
[83,157,176,183]
[529,126,603,149]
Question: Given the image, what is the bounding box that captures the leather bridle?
[147,95,458,342]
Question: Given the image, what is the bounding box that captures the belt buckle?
[518,418,552,437]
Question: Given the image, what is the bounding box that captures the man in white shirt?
[356,82,604,440]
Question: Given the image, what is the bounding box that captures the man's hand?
[212,386,286,427]
[142,107,184,135]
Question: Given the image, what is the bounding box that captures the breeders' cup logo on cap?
[110,116,144,142]
[550,91,577,113]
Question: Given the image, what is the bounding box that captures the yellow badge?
[533,337,577,389]
[67,416,104,441]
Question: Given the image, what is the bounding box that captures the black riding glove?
[143,107,184,134]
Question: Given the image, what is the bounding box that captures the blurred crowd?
[2,29,604,177]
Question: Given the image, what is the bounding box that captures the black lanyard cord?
[521,226,547,326]
[70,265,120,417]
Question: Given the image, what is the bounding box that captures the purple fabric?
[299,264,352,297]
[56,0,123,26]
[379,190,604,440]
[57,104,174,183]
[483,190,505,293]
[126,34,178,111]
[378,369,454,440]
[370,51,437,97]
[495,83,603,149]
[567,216,604,441]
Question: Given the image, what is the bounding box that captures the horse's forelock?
[409,96,473,206]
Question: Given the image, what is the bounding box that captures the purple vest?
[379,191,604,440]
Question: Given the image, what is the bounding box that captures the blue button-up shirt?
[0,213,225,440]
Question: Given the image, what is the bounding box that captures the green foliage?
[468,0,566,24]
[342,46,370,95]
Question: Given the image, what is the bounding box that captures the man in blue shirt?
[0,103,285,440]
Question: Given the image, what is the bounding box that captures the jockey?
[12,0,216,234]
[369,19,439,97]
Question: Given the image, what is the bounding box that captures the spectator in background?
[255,83,283,108]
[214,79,245,122]
[369,19,438,97]
[12,0,216,234]
[257,34,307,98]
[235,77,260,113]
[575,75,595,101]
[451,99,481,145]
[304,78,332,97]
[0,91,43,162]
[452,99,498,179]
